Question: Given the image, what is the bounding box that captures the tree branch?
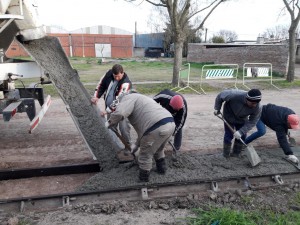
[188,0,223,20]
[194,0,224,31]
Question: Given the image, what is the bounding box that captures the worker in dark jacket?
[214,89,262,158]
[153,89,187,152]
[91,64,132,152]
[245,104,300,163]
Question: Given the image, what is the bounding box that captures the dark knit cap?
[246,89,261,102]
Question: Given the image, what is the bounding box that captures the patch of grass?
[240,195,254,205]
[185,207,300,225]
[272,79,300,89]
[73,63,93,71]
[12,58,300,98]
[17,219,32,225]
[42,84,59,97]
[134,83,173,95]
[186,207,257,225]
[289,191,300,207]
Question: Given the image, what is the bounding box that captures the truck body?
[0,0,51,132]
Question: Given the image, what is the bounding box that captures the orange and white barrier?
[29,95,51,133]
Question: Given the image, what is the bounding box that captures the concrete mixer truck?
[0,0,51,132]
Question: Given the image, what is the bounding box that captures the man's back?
[115,93,173,136]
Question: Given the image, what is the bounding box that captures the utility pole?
[81,28,85,58]
[205,28,208,43]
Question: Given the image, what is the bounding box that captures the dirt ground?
[1,88,300,224]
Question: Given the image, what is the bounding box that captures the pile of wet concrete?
[78,147,300,191]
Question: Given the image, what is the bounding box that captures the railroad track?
[1,167,300,213]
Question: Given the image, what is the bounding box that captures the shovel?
[216,114,261,167]
[110,127,132,151]
[168,140,179,161]
[110,127,135,163]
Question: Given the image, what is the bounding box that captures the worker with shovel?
[105,91,175,182]
[91,64,132,154]
[153,89,187,153]
[214,89,262,158]
[245,104,300,164]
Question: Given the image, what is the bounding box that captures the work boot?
[223,143,231,158]
[139,168,150,182]
[156,158,167,174]
[231,141,243,157]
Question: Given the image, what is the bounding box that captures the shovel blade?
[245,145,261,167]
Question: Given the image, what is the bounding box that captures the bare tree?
[262,25,289,40]
[283,0,300,82]
[214,29,238,42]
[125,0,226,86]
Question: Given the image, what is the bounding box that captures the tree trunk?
[172,41,184,86]
[286,27,297,82]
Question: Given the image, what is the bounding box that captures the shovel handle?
[216,114,235,133]
[216,114,248,147]
[168,140,177,153]
[111,127,132,151]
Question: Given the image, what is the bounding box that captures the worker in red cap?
[153,89,187,153]
[214,89,262,158]
[245,104,300,164]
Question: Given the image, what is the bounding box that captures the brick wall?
[6,33,133,58]
[187,44,289,75]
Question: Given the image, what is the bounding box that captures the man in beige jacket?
[106,92,175,182]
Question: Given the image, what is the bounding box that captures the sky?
[36,0,289,40]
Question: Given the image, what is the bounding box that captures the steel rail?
[1,171,300,213]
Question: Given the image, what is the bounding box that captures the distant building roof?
[45,25,133,35]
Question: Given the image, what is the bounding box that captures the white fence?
[200,64,239,94]
[242,63,280,90]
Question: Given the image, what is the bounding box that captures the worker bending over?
[153,89,187,152]
[105,91,175,182]
[245,104,300,163]
[214,89,262,158]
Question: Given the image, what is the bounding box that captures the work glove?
[130,143,140,158]
[214,110,221,116]
[105,106,113,114]
[234,131,242,140]
[131,144,138,153]
[286,155,299,164]
[105,121,110,128]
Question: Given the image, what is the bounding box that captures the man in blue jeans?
[245,104,300,164]
[214,89,262,158]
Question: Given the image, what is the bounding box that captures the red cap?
[169,95,184,111]
[288,114,300,129]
